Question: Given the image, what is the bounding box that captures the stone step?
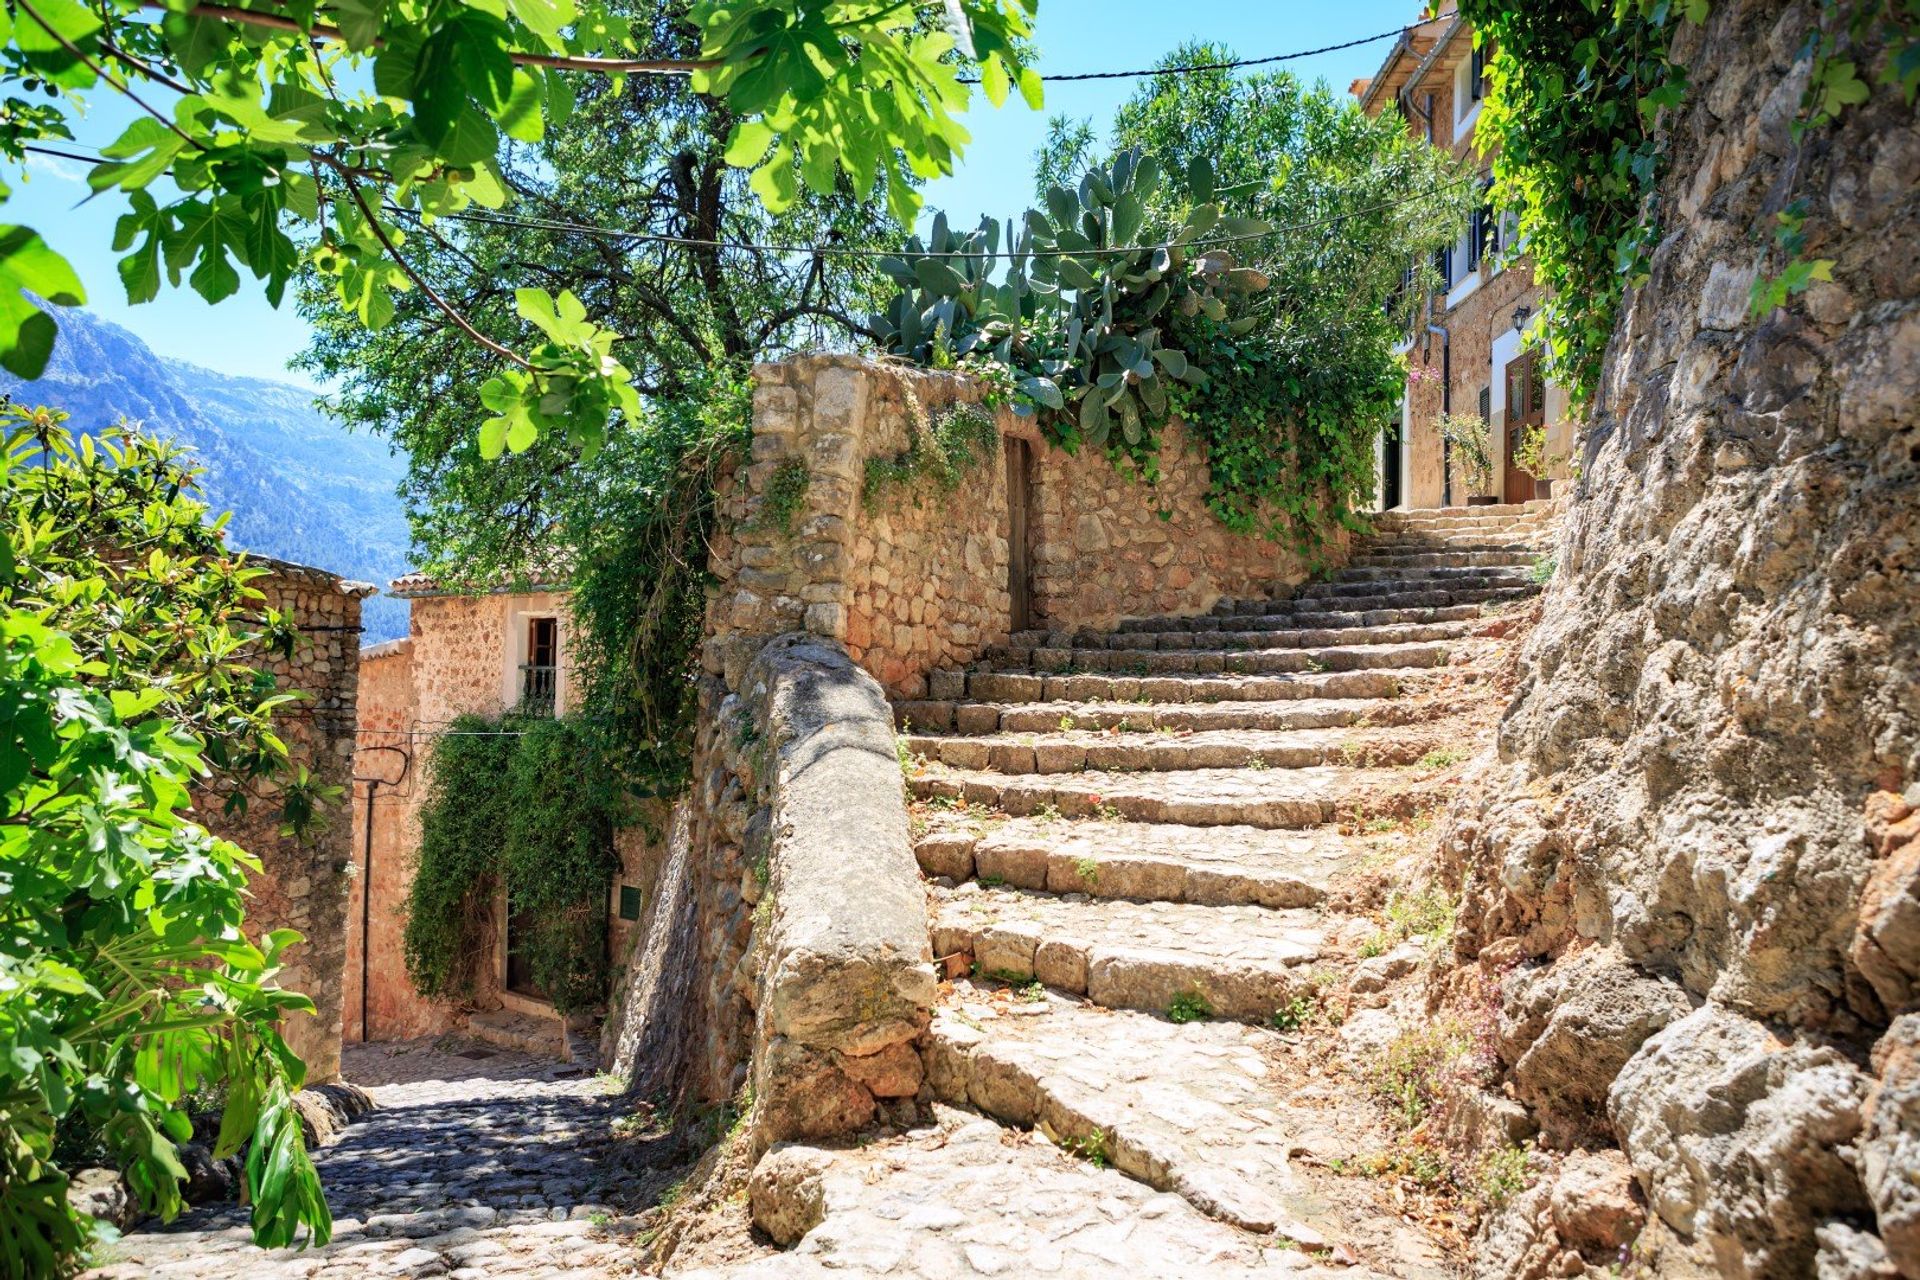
[1376,499,1557,522]
[999,618,1474,657]
[1216,584,1537,616]
[1116,587,1532,635]
[931,886,1329,1022]
[677,1103,1367,1278]
[1352,539,1541,557]
[1117,601,1498,635]
[1330,560,1538,582]
[464,1009,568,1061]
[911,667,1409,717]
[1289,573,1533,603]
[906,694,1429,737]
[902,723,1452,776]
[914,818,1364,909]
[909,762,1418,829]
[924,987,1450,1274]
[978,637,1454,679]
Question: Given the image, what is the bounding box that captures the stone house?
[1352,10,1580,508]
[347,578,662,1052]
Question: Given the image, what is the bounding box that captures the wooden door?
[1005,438,1032,633]
[1503,350,1545,503]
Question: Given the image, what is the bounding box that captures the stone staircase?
[893,503,1558,1271]
[688,503,1561,1278]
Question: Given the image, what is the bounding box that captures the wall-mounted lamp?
[1511,304,1533,334]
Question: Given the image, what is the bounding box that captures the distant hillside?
[0,308,412,641]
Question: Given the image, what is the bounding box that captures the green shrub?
[0,409,331,1274]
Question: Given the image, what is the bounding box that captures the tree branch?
[162,2,718,75]
[331,164,531,371]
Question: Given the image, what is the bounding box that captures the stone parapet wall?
[741,636,934,1146]
[706,355,1329,700]
[198,557,372,1085]
[1436,3,1920,1275]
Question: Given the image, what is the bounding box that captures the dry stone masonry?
[1429,3,1920,1276]
[199,557,373,1085]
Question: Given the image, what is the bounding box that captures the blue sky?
[1,1,1420,388]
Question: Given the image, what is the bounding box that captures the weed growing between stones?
[1530,554,1556,585]
[1167,991,1213,1024]
[1058,1128,1110,1169]
[860,401,1000,513]
[1357,888,1456,958]
[1369,1021,1475,1130]
[1416,748,1466,771]
[750,457,810,537]
[1074,856,1101,887]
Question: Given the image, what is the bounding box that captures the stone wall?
[1435,3,1919,1275]
[197,557,372,1086]
[738,636,933,1146]
[706,355,1329,700]
[624,354,1338,1119]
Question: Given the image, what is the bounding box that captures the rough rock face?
[1437,0,1918,1271]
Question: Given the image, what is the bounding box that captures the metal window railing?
[518,663,558,716]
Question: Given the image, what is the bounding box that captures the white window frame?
[502,601,566,714]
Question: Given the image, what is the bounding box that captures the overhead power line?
[384,174,1479,262]
[19,139,1474,264]
[957,12,1458,85]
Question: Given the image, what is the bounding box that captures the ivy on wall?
[1460,0,1919,408]
[404,714,622,1016]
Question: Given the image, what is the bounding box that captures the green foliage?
[1435,414,1495,499]
[1530,555,1556,585]
[753,457,810,536]
[0,408,329,1274]
[405,713,622,1016]
[0,0,1036,443]
[860,400,1000,511]
[697,0,1039,222]
[883,49,1469,554]
[1166,990,1212,1024]
[1457,2,1697,408]
[872,147,1269,461]
[1466,2,1917,389]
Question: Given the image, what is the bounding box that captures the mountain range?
[0,308,413,642]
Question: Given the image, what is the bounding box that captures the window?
[1470,41,1488,104]
[1478,384,1491,422]
[520,616,558,715]
[1474,178,1498,263]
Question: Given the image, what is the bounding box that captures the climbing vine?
[1453,0,1700,409]
[1166,315,1401,558]
[405,714,623,1015]
[1460,0,1919,405]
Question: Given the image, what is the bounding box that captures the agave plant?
[871,149,1270,452]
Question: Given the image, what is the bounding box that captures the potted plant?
[1436,413,1497,506]
[1515,423,1571,499]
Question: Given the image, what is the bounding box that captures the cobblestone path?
[675,503,1563,1277]
[88,1039,656,1280]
